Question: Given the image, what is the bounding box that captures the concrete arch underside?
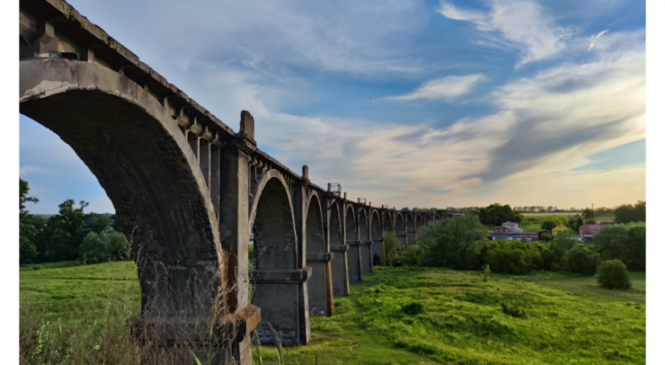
[357,209,372,275]
[249,172,310,346]
[395,213,406,247]
[304,193,332,316]
[345,205,361,284]
[20,59,227,324]
[328,202,349,297]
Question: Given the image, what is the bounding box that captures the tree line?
[19,179,130,265]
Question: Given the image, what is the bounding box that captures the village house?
[488,221,538,241]
[551,224,569,235]
[579,223,607,242]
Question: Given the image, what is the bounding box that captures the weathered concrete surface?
[248,173,310,345]
[345,206,362,284]
[328,202,349,297]
[304,193,333,316]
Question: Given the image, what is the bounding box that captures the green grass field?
[20,262,645,364]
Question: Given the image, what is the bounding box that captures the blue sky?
[19,0,646,214]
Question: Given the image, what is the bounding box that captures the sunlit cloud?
[588,29,609,51]
[385,74,486,101]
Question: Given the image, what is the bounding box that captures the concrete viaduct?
[19,0,453,362]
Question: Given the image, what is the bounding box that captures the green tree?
[567,214,584,232]
[626,225,646,270]
[41,199,90,262]
[477,203,523,226]
[383,231,401,267]
[582,208,594,220]
[551,230,578,261]
[79,232,110,264]
[593,225,630,262]
[563,244,600,276]
[541,217,559,231]
[19,179,40,264]
[107,231,131,260]
[19,178,39,216]
[418,214,488,270]
[615,201,646,224]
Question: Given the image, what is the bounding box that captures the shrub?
[418,214,488,270]
[107,232,130,260]
[501,302,526,318]
[563,244,600,276]
[480,264,491,282]
[402,302,425,315]
[541,248,556,271]
[626,225,646,270]
[597,260,632,289]
[373,254,382,266]
[400,247,422,267]
[484,240,542,275]
[384,232,400,267]
[79,232,110,264]
[31,265,43,271]
[540,233,552,242]
[421,234,461,268]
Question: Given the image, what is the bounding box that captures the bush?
[384,232,401,267]
[107,232,130,260]
[402,302,425,315]
[501,302,526,318]
[421,234,461,268]
[594,223,646,270]
[400,247,422,267]
[484,240,542,275]
[597,260,632,289]
[563,244,600,276]
[626,225,646,270]
[540,233,552,242]
[541,248,556,271]
[418,214,488,270]
[79,232,110,264]
[373,253,382,266]
[31,265,43,271]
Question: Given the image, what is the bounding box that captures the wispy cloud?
[588,29,609,51]
[438,0,576,67]
[385,74,486,101]
[19,165,51,176]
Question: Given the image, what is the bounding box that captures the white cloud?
[253,31,644,207]
[588,29,609,51]
[385,74,486,101]
[438,0,576,67]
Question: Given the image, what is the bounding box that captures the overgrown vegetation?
[20,262,646,365]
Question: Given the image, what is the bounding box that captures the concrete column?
[330,200,349,297]
[292,180,311,345]
[320,195,335,316]
[218,137,257,364]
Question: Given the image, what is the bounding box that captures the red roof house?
[579,224,606,241]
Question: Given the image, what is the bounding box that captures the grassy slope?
[20,263,645,365]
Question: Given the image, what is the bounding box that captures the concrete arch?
[328,201,348,297]
[304,193,329,315]
[406,213,415,247]
[357,209,371,275]
[249,174,307,345]
[370,210,381,268]
[20,59,223,319]
[415,214,424,230]
[382,211,393,234]
[305,193,324,254]
[395,213,406,247]
[345,205,361,284]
